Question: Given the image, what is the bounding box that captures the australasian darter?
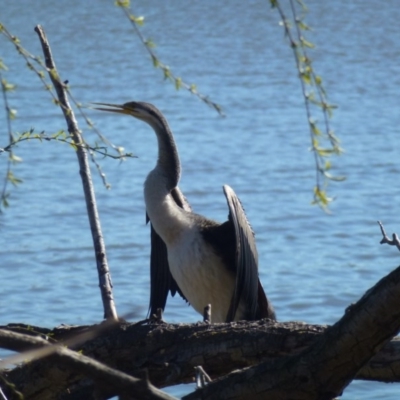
[95,101,276,323]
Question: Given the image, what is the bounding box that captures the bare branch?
[0,329,177,400]
[378,221,400,251]
[184,264,400,399]
[34,25,118,321]
[3,316,400,398]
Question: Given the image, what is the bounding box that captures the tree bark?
[184,264,400,400]
[1,319,399,398]
[1,265,400,399]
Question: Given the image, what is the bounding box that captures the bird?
[94,101,276,323]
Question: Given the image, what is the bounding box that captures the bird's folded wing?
[147,187,190,317]
[224,185,259,321]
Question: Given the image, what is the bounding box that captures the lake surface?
[1,0,400,398]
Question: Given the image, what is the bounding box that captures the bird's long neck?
[150,118,180,191]
[145,117,186,245]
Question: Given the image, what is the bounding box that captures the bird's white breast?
[144,169,245,322]
[167,225,238,323]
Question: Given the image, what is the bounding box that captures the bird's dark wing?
[147,187,190,317]
[223,185,275,321]
[222,185,259,321]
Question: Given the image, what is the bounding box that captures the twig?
[0,70,18,211]
[0,130,134,160]
[271,0,343,210]
[34,25,118,321]
[0,329,177,400]
[0,385,8,400]
[378,221,400,252]
[203,304,211,323]
[195,366,212,389]
[116,2,224,116]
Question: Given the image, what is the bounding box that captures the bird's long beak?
[92,103,130,115]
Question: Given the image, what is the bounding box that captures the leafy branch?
[115,0,224,115]
[0,130,135,161]
[0,22,131,200]
[270,0,344,211]
[0,60,21,211]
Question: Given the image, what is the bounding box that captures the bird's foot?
[148,308,166,324]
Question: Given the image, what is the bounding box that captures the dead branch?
[2,259,400,400]
[184,264,400,400]
[378,221,400,251]
[34,25,118,321]
[2,320,399,399]
[0,329,176,400]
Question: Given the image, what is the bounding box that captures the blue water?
[1,1,400,398]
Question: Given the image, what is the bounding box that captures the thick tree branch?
[1,322,399,398]
[0,329,176,400]
[34,25,118,321]
[184,265,400,400]
[2,264,400,399]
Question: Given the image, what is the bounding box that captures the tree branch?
[33,25,118,321]
[0,329,176,400]
[184,264,400,399]
[2,320,400,397]
[2,264,400,399]
[378,221,400,251]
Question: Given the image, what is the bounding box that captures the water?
[1,0,400,398]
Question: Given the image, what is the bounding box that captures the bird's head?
[94,101,165,131]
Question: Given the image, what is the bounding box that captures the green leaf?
[324,172,346,182]
[163,67,171,80]
[300,36,315,48]
[313,186,332,206]
[0,59,7,71]
[145,39,155,49]
[300,69,311,84]
[8,108,17,120]
[316,148,336,157]
[175,77,182,90]
[130,15,145,25]
[151,55,159,68]
[1,79,16,91]
[297,21,311,31]
[2,196,9,208]
[310,122,321,136]
[7,171,23,186]
[9,153,22,163]
[324,160,331,170]
[69,140,78,151]
[115,0,130,7]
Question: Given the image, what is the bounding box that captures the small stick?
[34,25,118,321]
[203,304,211,323]
[194,365,212,389]
[377,221,400,252]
